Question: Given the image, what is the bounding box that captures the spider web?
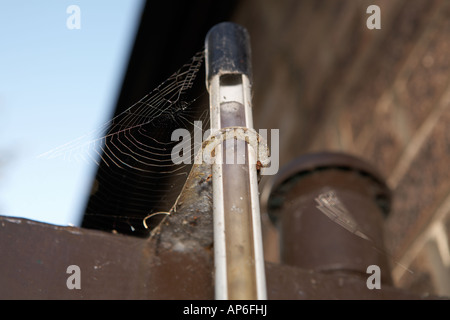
[40,50,209,236]
[315,189,413,274]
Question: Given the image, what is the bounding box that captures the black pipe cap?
[205,22,252,84]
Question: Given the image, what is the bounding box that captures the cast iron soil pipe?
[263,152,394,285]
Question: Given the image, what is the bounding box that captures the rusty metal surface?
[153,161,214,251]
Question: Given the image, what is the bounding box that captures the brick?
[386,102,450,254]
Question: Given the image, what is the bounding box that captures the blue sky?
[0,1,144,226]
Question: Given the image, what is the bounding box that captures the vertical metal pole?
[205,22,267,300]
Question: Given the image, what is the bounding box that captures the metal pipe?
[263,152,394,285]
[205,22,267,300]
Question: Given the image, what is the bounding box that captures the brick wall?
[233,0,450,296]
